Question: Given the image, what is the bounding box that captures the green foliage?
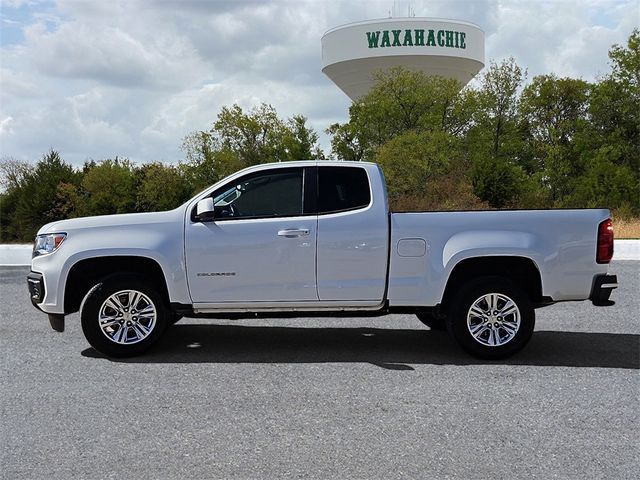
[283,115,325,160]
[180,132,242,193]
[329,67,471,161]
[471,156,528,208]
[1,150,81,241]
[326,33,638,214]
[79,159,137,216]
[135,162,191,212]
[568,146,640,210]
[609,28,640,91]
[376,131,453,199]
[518,75,591,203]
[326,122,365,161]
[475,57,526,159]
[182,104,325,178]
[1,32,638,241]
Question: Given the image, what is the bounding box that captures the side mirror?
[196,198,216,222]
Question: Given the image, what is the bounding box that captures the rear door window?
[318,166,371,214]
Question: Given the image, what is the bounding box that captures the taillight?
[596,218,614,264]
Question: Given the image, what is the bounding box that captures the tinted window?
[212,168,303,219]
[318,166,370,214]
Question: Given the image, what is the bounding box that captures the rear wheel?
[81,275,168,357]
[446,276,535,359]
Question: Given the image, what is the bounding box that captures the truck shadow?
[82,324,640,370]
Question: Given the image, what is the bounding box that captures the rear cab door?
[315,163,389,302]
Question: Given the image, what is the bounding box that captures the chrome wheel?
[98,290,157,345]
[466,293,521,347]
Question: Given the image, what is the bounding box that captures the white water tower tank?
[322,18,485,100]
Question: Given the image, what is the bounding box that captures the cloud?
[0,116,15,136]
[0,0,636,166]
[23,18,206,90]
[0,67,44,98]
[486,0,637,80]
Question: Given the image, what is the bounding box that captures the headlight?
[33,233,67,258]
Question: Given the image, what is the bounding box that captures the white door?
[316,166,389,301]
[185,167,318,303]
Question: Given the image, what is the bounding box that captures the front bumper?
[590,274,618,306]
[27,271,65,331]
[27,271,45,311]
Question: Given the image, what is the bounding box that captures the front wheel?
[446,277,535,359]
[81,275,168,357]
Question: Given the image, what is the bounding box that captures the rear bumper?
[590,274,618,306]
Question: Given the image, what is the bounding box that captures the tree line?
[1,30,638,242]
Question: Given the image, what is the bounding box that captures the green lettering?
[455,31,460,48]
[381,30,391,47]
[426,29,436,46]
[460,32,466,49]
[391,29,401,46]
[437,30,445,47]
[403,29,413,46]
[445,30,454,47]
[414,29,424,46]
[366,31,380,48]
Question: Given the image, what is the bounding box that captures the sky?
[0,0,638,167]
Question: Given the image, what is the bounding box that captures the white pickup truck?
[28,161,618,359]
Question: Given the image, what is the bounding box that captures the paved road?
[1,262,638,479]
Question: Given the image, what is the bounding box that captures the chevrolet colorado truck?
[27,161,618,359]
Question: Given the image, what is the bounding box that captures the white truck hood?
[37,208,184,235]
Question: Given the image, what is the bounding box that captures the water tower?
[321,17,485,100]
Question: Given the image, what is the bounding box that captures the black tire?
[416,311,446,331]
[446,276,535,359]
[81,274,169,357]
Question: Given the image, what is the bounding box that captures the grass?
[614,217,640,239]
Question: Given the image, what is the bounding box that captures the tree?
[519,75,590,203]
[328,67,469,160]
[326,122,365,161]
[136,162,191,212]
[572,29,640,214]
[376,130,452,199]
[180,131,243,193]
[609,28,640,91]
[569,146,639,212]
[213,103,288,166]
[466,58,529,207]
[282,115,325,160]
[475,57,526,159]
[182,104,324,188]
[4,150,80,241]
[79,158,137,216]
[0,157,32,191]
[589,30,639,179]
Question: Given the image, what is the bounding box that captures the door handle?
[277,228,310,238]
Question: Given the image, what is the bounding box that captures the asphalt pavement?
[1,262,638,479]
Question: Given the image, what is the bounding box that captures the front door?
[185,167,318,303]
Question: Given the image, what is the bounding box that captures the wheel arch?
[64,256,170,314]
[441,256,544,309]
